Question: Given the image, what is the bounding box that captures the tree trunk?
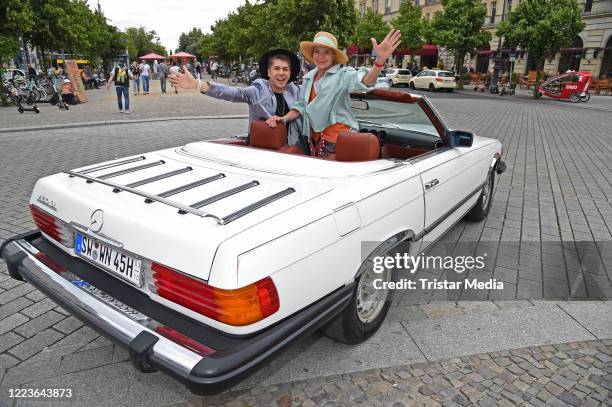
[456,54,465,89]
[533,57,544,99]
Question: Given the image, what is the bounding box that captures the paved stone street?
[0,92,611,406]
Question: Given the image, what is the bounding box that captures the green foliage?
[192,0,357,62]
[429,0,490,56]
[0,0,33,65]
[177,28,204,57]
[351,9,389,50]
[429,0,491,87]
[125,27,166,60]
[497,0,585,68]
[391,1,425,51]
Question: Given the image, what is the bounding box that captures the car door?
[411,145,493,245]
[414,71,426,88]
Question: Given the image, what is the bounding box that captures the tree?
[428,0,490,88]
[124,26,166,60]
[351,10,389,50]
[0,0,33,68]
[391,0,425,51]
[177,27,204,57]
[497,0,585,96]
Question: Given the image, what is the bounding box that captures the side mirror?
[448,130,474,148]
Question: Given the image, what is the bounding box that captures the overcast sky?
[95,0,248,51]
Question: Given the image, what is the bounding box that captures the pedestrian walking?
[131,62,140,95]
[211,61,218,80]
[196,62,202,80]
[140,61,151,94]
[159,59,169,93]
[106,58,133,114]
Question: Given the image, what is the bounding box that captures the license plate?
[75,233,142,287]
[70,277,149,322]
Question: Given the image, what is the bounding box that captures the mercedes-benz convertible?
[1,89,505,394]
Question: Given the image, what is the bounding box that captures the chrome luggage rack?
[66,156,296,225]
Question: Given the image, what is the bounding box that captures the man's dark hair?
[269,54,291,67]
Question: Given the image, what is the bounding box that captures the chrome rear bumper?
[1,232,354,394]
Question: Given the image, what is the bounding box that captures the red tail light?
[150,263,280,326]
[30,205,73,247]
[435,77,443,82]
[155,325,215,356]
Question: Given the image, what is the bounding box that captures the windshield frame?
[350,89,449,142]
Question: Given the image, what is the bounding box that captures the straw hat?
[300,32,348,65]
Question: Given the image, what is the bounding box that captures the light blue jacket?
[207,79,303,145]
[291,65,373,137]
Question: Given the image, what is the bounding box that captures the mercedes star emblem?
[90,209,104,232]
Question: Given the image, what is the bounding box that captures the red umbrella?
[140,53,166,60]
[170,51,197,60]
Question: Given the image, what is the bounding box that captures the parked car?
[1,89,505,395]
[374,70,391,88]
[409,69,456,92]
[385,68,413,87]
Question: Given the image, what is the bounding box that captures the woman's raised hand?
[371,29,402,63]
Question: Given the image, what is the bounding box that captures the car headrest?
[335,132,380,161]
[250,120,287,150]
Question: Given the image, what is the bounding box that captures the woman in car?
[266,29,401,157]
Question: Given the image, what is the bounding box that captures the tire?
[389,80,394,87]
[580,92,590,102]
[34,106,40,113]
[465,169,495,221]
[409,82,416,90]
[37,89,47,102]
[570,93,580,103]
[428,83,435,92]
[321,256,396,344]
[534,90,542,99]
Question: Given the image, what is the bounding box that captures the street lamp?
[489,0,508,93]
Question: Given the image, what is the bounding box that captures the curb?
[0,114,249,134]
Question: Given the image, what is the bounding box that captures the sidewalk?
[0,75,248,130]
[455,87,612,112]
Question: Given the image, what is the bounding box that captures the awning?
[478,49,493,56]
[393,44,438,56]
[140,53,166,60]
[171,51,197,60]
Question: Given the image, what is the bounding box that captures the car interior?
[210,90,447,162]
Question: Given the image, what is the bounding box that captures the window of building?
[385,0,392,13]
[359,0,366,16]
[414,0,419,4]
[584,0,592,13]
[507,0,512,13]
[490,1,497,24]
[373,0,379,13]
[425,12,430,20]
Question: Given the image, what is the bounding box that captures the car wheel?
[389,80,394,87]
[465,169,495,221]
[428,83,435,92]
[409,82,416,90]
[321,256,396,345]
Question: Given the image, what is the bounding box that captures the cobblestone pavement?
[0,94,611,406]
[174,340,612,407]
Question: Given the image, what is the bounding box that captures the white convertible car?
[1,89,505,394]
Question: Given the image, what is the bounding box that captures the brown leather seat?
[250,120,287,150]
[335,132,380,162]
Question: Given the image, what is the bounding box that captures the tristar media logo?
[36,195,57,212]
[90,209,104,232]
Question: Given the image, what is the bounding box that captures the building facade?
[353,0,612,78]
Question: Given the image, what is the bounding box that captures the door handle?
[424,179,439,190]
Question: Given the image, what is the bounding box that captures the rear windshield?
[437,71,454,77]
[398,70,411,75]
